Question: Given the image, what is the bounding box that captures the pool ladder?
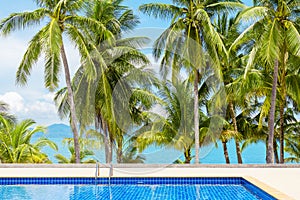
[95,162,100,178]
[109,163,113,177]
[95,162,113,178]
[95,162,113,199]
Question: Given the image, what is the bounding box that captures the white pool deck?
[0,164,299,199]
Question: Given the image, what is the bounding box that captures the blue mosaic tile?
[0,177,276,200]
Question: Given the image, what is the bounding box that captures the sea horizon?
[32,124,292,164]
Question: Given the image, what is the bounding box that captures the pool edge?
[242,176,295,200]
[0,165,298,199]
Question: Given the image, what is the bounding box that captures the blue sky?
[0,0,251,125]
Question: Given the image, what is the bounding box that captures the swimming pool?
[0,177,276,200]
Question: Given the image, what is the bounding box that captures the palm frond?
[206,2,246,14]
[43,20,62,91]
[139,3,182,20]
[235,6,269,23]
[34,137,58,151]
[286,22,300,57]
[0,8,48,36]
[259,20,282,65]
[65,24,98,81]
[16,27,45,86]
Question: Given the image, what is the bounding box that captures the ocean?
[32,124,287,164]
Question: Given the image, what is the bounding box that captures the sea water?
[32,124,291,164]
[37,137,271,164]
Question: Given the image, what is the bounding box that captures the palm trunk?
[274,140,279,164]
[194,70,200,164]
[184,147,192,164]
[279,103,285,163]
[229,102,243,164]
[266,59,279,164]
[222,140,230,164]
[102,119,112,163]
[279,50,287,164]
[60,43,80,163]
[117,136,123,163]
[109,136,113,163]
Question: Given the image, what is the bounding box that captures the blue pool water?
[0,177,276,200]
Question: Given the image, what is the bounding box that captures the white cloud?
[28,101,56,114]
[0,92,25,112]
[0,34,80,125]
[0,91,65,125]
[42,93,55,102]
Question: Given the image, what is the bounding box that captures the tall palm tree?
[0,117,57,163]
[140,0,244,164]
[276,107,300,163]
[55,0,154,164]
[136,78,211,164]
[0,0,108,163]
[214,13,246,163]
[220,129,241,164]
[277,54,300,163]
[231,0,300,163]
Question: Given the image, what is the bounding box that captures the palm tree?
[0,117,57,163]
[136,79,210,164]
[277,54,300,163]
[140,0,244,164]
[0,0,107,163]
[285,127,300,163]
[0,101,16,124]
[231,0,300,163]
[54,0,153,164]
[276,108,300,163]
[214,13,246,163]
[55,143,96,164]
[120,140,146,163]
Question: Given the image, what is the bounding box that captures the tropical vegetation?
[0,0,299,164]
[0,115,57,163]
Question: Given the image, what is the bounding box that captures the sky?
[0,0,250,126]
[0,0,172,125]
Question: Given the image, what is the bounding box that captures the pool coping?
[242,176,294,200]
[0,164,299,168]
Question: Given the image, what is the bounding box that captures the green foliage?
[0,117,57,163]
[55,141,96,164]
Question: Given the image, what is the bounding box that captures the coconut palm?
[214,13,246,163]
[277,54,300,163]
[0,0,110,163]
[231,0,300,163]
[276,108,300,163]
[0,117,57,163]
[54,0,155,164]
[120,140,146,163]
[55,145,96,164]
[0,101,16,124]
[84,0,149,164]
[136,78,210,164]
[220,129,240,164]
[285,129,300,163]
[139,0,244,164]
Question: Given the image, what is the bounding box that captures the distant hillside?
[46,123,73,138]
[32,124,73,139]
